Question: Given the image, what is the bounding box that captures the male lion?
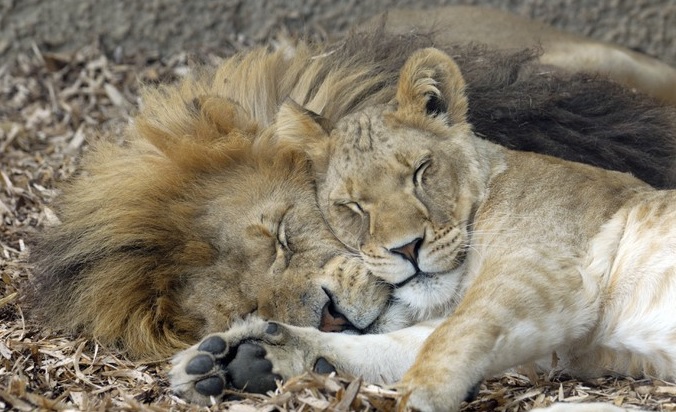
[28,24,676,403]
[171,47,676,411]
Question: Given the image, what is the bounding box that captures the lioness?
[171,47,676,411]
[294,48,676,411]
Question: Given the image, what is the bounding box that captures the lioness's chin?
[389,265,466,324]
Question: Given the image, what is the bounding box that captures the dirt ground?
[2,1,676,411]
[2,0,676,66]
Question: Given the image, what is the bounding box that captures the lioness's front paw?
[400,370,479,412]
[170,318,286,404]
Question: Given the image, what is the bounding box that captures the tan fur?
[280,48,676,411]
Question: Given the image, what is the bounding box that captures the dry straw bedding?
[1,39,675,411]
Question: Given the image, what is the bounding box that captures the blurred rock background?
[2,0,675,65]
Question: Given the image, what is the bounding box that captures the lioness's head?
[277,48,493,320]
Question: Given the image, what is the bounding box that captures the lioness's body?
[367,6,676,105]
[400,149,676,412]
[272,48,676,411]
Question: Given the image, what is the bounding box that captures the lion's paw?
[170,318,288,404]
[170,318,333,405]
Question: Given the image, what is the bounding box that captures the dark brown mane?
[453,45,676,189]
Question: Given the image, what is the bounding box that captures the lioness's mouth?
[393,271,422,288]
[393,246,468,289]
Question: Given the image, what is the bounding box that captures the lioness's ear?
[395,48,468,126]
[275,99,332,173]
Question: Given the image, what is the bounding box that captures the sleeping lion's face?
[307,105,486,320]
[185,147,401,336]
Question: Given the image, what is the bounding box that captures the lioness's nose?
[390,237,423,265]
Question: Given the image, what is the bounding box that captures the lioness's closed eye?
[277,47,676,412]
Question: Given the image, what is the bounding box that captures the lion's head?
[27,71,392,360]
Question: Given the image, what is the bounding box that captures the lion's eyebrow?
[248,207,289,238]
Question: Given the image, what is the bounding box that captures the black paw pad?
[198,335,227,354]
[185,354,214,375]
[227,343,280,393]
[265,322,280,335]
[313,357,336,374]
[194,375,225,396]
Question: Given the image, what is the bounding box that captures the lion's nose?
[390,237,423,265]
[319,300,356,333]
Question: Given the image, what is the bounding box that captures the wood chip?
[0,292,18,308]
[655,386,676,395]
[104,83,130,107]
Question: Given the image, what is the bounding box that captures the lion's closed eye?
[276,219,290,251]
[247,209,296,270]
[337,200,364,217]
[271,212,296,269]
